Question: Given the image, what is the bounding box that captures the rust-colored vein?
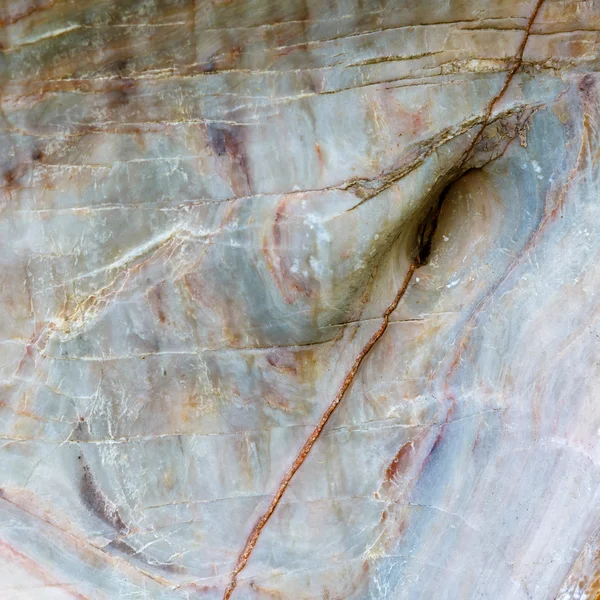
[223,263,417,599]
[222,6,545,595]
[457,0,546,168]
[345,0,545,214]
[440,0,546,402]
[0,0,56,27]
[445,81,588,393]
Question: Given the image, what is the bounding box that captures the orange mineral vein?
[223,262,417,599]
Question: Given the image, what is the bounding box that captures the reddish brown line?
[457,0,546,168]
[0,0,57,27]
[223,263,417,599]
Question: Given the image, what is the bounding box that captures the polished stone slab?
[1,1,600,598]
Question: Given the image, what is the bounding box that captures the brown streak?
[0,0,56,27]
[0,493,172,588]
[222,4,546,595]
[223,263,417,599]
[456,0,546,169]
[446,86,587,391]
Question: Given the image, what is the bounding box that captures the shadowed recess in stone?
[1,0,600,599]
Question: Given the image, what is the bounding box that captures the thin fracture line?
[223,263,417,599]
[456,0,546,168]
[222,5,546,595]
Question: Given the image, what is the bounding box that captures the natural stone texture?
[1,0,600,598]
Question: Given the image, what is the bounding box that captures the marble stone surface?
[2,0,600,598]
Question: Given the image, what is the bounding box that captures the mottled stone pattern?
[1,0,600,598]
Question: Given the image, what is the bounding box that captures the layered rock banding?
[1,0,600,598]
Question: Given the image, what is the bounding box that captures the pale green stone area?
[0,0,599,598]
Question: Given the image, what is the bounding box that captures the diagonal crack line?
[346,0,545,214]
[220,6,546,595]
[455,0,546,170]
[222,263,417,599]
[345,101,545,212]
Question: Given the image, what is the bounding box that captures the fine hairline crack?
[221,1,545,596]
[222,201,444,598]
[222,262,419,600]
[344,0,545,213]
